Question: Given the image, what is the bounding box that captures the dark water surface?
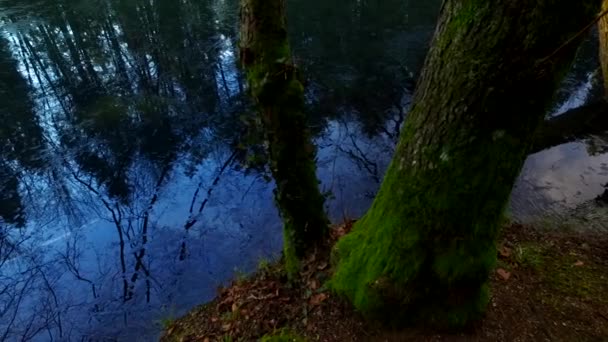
[0,0,606,340]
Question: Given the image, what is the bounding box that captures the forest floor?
[161,222,608,342]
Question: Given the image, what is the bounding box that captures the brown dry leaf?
[334,227,347,238]
[231,303,239,312]
[317,262,328,270]
[499,246,512,258]
[210,317,218,323]
[218,295,234,308]
[166,326,175,336]
[496,268,511,281]
[309,293,328,306]
[573,260,584,267]
[221,323,231,332]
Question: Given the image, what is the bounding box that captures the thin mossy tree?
[330,0,601,327]
[239,0,328,275]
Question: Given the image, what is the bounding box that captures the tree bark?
[239,0,328,275]
[331,0,600,327]
[600,0,608,97]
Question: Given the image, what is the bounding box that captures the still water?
[0,0,606,340]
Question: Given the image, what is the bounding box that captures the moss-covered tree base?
[330,0,601,328]
[330,146,499,328]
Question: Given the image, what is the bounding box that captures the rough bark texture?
[600,0,608,96]
[239,0,328,275]
[330,0,600,328]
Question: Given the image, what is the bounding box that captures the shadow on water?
[0,0,606,340]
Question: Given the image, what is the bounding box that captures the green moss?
[436,0,490,51]
[510,238,608,308]
[221,310,240,322]
[260,329,306,342]
[234,267,248,285]
[514,243,545,269]
[328,111,527,327]
[449,0,482,29]
[543,255,608,302]
[221,335,234,342]
[283,224,300,279]
[159,317,175,330]
[257,257,272,273]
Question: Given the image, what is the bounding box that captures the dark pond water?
[0,0,606,340]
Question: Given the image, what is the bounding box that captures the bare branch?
[532,100,608,153]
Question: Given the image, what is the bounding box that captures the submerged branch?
[184,150,238,231]
[179,150,237,261]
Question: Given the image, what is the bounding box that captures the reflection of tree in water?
[0,0,444,228]
[289,0,440,138]
[7,0,247,206]
[0,36,46,227]
[1,0,252,338]
[22,0,236,201]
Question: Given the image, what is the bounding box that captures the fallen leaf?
[317,262,328,270]
[221,323,231,331]
[496,268,511,281]
[499,246,512,258]
[573,260,584,267]
[309,293,328,306]
[231,303,238,312]
[211,317,218,323]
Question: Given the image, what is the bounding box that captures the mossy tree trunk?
[600,0,608,97]
[239,0,328,275]
[331,0,600,327]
